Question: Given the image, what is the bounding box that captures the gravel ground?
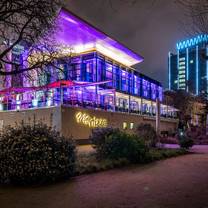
[1,147,208,208]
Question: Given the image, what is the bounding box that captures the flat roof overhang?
[54,9,143,67]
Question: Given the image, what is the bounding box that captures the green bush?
[90,128,148,163]
[135,123,157,147]
[90,128,120,158]
[0,123,76,185]
[179,136,194,150]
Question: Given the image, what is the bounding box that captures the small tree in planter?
[0,123,76,185]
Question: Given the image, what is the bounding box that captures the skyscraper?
[168,34,208,96]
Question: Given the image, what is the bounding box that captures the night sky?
[65,0,190,88]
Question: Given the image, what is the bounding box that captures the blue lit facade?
[169,34,208,96]
[41,52,163,101]
[35,51,163,115]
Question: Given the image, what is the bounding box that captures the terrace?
[0,80,177,119]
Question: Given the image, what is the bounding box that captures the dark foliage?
[90,128,148,163]
[0,123,76,185]
[90,128,120,158]
[179,136,194,150]
[135,123,157,147]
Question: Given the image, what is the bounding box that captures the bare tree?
[176,0,208,34]
[0,0,64,77]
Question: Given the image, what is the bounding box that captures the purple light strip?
[54,9,143,66]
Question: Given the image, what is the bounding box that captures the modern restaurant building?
[0,9,178,142]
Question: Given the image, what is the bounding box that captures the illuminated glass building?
[168,34,208,96]
[0,9,168,115]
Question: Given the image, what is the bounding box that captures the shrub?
[135,123,157,147]
[90,128,148,163]
[90,128,120,159]
[179,136,194,150]
[0,123,76,185]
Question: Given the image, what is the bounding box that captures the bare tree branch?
[176,0,208,34]
[0,0,63,78]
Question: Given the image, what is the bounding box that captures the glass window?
[106,62,113,87]
[142,79,150,98]
[121,69,127,92]
[158,86,163,101]
[128,72,133,94]
[115,66,121,90]
[97,58,105,81]
[151,83,157,100]
[134,75,140,95]
[123,122,127,130]
[85,60,94,82]
[130,122,134,129]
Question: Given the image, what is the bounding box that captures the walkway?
[1,146,208,208]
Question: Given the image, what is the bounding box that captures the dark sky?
[65,0,189,88]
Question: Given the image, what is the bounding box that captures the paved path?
[1,147,208,208]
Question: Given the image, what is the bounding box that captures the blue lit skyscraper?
[168,34,208,96]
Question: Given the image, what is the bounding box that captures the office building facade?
[168,34,208,96]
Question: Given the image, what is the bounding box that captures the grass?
[76,148,187,175]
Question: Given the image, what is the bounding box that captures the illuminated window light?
[16,100,21,110]
[130,122,134,130]
[123,122,127,130]
[32,99,38,107]
[47,99,52,107]
[0,104,3,111]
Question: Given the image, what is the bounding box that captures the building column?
[156,98,161,136]
[113,90,116,112]
[151,100,153,116]
[60,84,64,105]
[186,48,189,92]
[177,50,180,89]
[196,45,199,95]
[206,46,208,94]
[168,52,171,90]
[128,95,131,114]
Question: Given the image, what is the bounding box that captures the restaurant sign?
[75,112,108,128]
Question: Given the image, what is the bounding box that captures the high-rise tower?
[168,34,208,96]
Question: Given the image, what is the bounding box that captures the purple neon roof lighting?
[54,9,144,67]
